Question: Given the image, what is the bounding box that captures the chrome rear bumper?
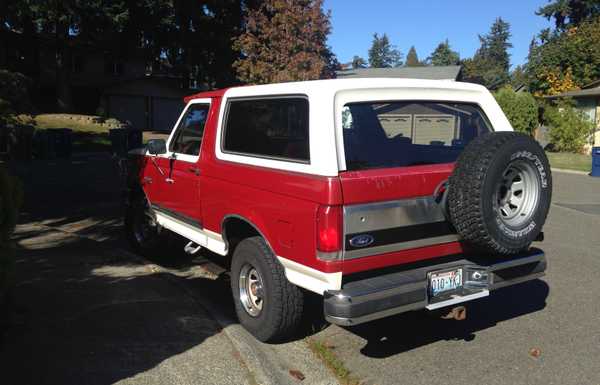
[324,248,546,326]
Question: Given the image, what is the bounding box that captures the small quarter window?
[223,97,309,162]
[169,104,209,156]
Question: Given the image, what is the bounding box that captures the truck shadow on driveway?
[2,224,250,385]
[344,279,549,358]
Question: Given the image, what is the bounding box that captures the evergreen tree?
[428,39,460,66]
[368,33,402,68]
[462,17,512,89]
[233,0,338,84]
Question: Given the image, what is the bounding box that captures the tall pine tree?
[462,17,512,89]
[428,39,460,66]
[368,33,402,68]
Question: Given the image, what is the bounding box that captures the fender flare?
[221,214,277,256]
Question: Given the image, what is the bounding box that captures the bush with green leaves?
[544,99,596,153]
[0,165,23,297]
[494,86,539,135]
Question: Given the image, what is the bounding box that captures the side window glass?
[223,97,309,162]
[169,104,209,156]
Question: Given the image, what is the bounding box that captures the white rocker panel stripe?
[154,211,228,256]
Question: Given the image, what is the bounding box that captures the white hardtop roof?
[223,78,489,99]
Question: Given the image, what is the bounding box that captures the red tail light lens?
[317,205,342,253]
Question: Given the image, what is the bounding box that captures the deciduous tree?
[233,0,338,84]
[405,46,423,67]
[351,55,367,69]
[527,17,600,95]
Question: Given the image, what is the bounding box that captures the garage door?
[152,97,184,133]
[108,95,147,130]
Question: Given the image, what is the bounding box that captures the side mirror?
[147,139,166,155]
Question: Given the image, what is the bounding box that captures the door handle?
[189,167,201,176]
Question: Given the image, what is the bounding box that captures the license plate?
[429,268,463,297]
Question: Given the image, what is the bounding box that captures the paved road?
[0,154,337,385]
[312,171,600,385]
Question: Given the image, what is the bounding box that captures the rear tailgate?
[339,163,460,263]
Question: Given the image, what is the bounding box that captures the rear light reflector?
[316,205,342,261]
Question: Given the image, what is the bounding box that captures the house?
[100,76,189,132]
[336,65,463,81]
[544,80,600,147]
[1,29,196,131]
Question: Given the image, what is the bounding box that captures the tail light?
[316,205,343,261]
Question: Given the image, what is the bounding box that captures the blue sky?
[323,0,554,68]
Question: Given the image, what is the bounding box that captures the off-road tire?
[231,236,304,342]
[125,196,162,256]
[448,132,552,255]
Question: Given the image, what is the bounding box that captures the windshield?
[342,101,492,171]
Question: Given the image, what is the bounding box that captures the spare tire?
[448,132,552,255]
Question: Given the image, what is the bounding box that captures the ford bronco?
[125,78,551,342]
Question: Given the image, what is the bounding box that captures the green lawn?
[546,151,592,172]
[19,114,122,153]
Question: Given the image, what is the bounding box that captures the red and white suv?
[126,78,552,342]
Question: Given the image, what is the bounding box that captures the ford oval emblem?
[349,234,375,248]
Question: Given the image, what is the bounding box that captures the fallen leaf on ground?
[289,369,305,381]
[529,347,542,358]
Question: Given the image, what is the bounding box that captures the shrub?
[544,99,596,153]
[494,86,539,135]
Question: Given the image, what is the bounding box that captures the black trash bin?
[110,128,143,157]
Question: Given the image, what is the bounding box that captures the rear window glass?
[342,101,491,170]
[223,97,309,162]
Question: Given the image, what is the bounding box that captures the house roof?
[544,80,600,99]
[335,65,462,80]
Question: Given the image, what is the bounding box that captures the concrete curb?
[551,167,591,176]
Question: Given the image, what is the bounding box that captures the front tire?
[231,237,303,342]
[125,196,162,256]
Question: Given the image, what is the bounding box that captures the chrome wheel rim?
[239,264,264,317]
[494,160,540,228]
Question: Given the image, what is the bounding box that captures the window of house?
[169,104,210,156]
[223,97,310,162]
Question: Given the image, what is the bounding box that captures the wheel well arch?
[221,215,276,256]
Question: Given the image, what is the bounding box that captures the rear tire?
[231,236,304,342]
[448,132,552,255]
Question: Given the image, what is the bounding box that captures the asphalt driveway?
[311,171,600,385]
[0,154,337,385]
